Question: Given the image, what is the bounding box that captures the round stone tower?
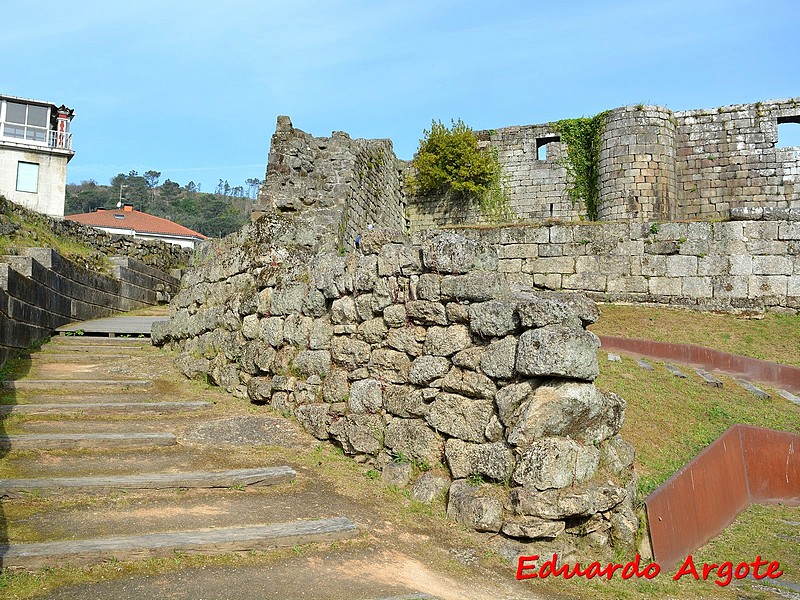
[598,105,678,221]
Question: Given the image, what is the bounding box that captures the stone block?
[507,381,624,447]
[423,324,472,356]
[425,392,494,443]
[512,437,599,491]
[480,336,517,379]
[468,300,519,338]
[748,275,787,297]
[752,255,792,275]
[411,472,450,503]
[384,418,444,466]
[445,439,515,481]
[441,367,497,399]
[532,273,562,289]
[665,255,698,277]
[446,479,504,532]
[561,272,607,292]
[348,378,384,413]
[682,277,713,298]
[524,257,576,275]
[406,300,448,325]
[648,277,681,296]
[421,233,498,274]
[515,326,599,381]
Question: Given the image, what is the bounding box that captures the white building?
[0,94,74,218]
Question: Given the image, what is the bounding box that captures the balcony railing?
[0,123,73,151]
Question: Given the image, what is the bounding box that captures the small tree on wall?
[407,119,511,221]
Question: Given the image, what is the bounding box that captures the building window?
[536,136,560,161]
[16,162,39,193]
[777,116,800,148]
[3,101,49,143]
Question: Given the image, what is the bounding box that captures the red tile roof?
[66,206,207,240]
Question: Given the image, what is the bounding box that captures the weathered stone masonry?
[254,116,407,250]
[154,218,638,550]
[401,98,800,229]
[417,217,800,314]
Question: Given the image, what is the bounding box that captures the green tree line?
[65,171,263,238]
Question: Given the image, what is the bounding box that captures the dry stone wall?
[154,215,638,551]
[415,218,800,314]
[0,195,192,272]
[254,116,407,250]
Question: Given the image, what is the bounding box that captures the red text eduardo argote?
[517,554,783,587]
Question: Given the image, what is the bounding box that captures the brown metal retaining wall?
[599,335,800,392]
[644,425,800,570]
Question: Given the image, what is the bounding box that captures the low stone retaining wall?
[0,195,192,273]
[414,219,800,314]
[154,215,638,552]
[0,248,180,368]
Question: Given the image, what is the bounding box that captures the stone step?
[695,368,723,387]
[22,353,139,361]
[778,389,800,406]
[1,517,359,569]
[0,466,295,497]
[2,379,153,390]
[48,339,149,348]
[0,401,212,416]
[2,393,155,405]
[664,363,688,379]
[734,378,771,399]
[0,432,177,451]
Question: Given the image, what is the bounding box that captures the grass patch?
[0,208,112,275]
[596,355,800,496]
[590,304,800,366]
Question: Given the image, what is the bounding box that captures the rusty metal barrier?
[599,335,800,392]
[644,424,800,570]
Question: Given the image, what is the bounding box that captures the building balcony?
[0,124,73,152]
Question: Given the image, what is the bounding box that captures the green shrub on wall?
[408,119,511,221]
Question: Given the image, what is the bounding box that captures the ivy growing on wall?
[552,111,609,221]
[408,119,512,222]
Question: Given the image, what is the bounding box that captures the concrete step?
[2,379,153,390]
[0,432,177,451]
[1,517,359,569]
[0,466,296,497]
[0,401,212,416]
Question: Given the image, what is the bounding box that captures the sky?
[3,0,800,192]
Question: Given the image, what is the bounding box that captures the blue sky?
[3,0,799,192]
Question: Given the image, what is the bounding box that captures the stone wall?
[406,97,800,228]
[0,248,181,368]
[413,217,800,314]
[675,99,800,220]
[253,116,407,250]
[154,215,638,551]
[407,126,577,231]
[0,195,192,272]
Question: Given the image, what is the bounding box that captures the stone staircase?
[0,334,359,571]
